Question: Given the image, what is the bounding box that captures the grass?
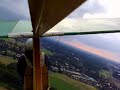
[49,72,98,90]
[99,70,110,79]
[0,54,98,90]
[0,83,12,90]
[42,48,54,56]
[0,87,8,90]
[0,56,19,90]
[0,56,16,65]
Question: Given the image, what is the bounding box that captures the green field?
[99,70,110,79]
[0,56,98,90]
[0,87,8,90]
[42,48,54,56]
[49,72,98,90]
[0,56,17,65]
[0,56,22,90]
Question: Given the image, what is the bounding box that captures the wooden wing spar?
[28,0,86,37]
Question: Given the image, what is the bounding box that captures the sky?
[0,0,30,20]
[47,0,120,34]
[53,34,120,63]
[0,0,120,62]
[0,0,120,19]
[69,0,120,18]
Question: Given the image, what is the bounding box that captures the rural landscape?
[0,37,120,90]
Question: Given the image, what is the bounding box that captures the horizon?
[50,33,120,63]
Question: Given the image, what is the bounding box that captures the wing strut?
[33,37,43,90]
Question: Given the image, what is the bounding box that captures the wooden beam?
[33,37,43,90]
[24,67,33,90]
[28,0,85,36]
[42,65,48,90]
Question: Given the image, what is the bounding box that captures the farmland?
[49,72,97,90]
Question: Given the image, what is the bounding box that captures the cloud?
[47,0,120,34]
[0,0,30,20]
[72,33,120,53]
[1,0,120,20]
[68,0,105,18]
[48,18,120,34]
[68,0,120,18]
[43,0,120,40]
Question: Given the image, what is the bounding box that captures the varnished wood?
[33,38,43,90]
[24,67,33,90]
[42,65,49,90]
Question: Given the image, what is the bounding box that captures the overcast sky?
[0,0,30,20]
[0,0,120,19]
[69,0,120,18]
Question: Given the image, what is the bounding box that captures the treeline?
[0,39,25,90]
[0,39,25,59]
[0,63,23,90]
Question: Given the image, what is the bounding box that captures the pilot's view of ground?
[1,0,120,90]
[0,34,120,90]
